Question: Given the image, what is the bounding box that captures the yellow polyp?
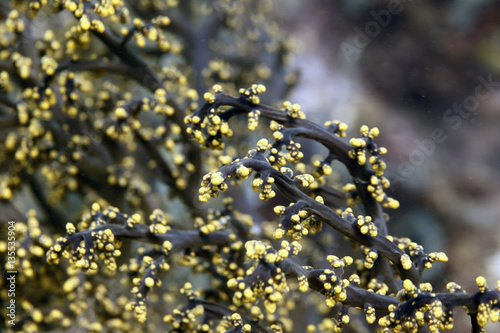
[349,138,366,148]
[490,310,500,322]
[256,138,269,151]
[437,252,448,262]
[209,115,221,125]
[477,313,488,327]
[273,131,284,141]
[67,1,78,12]
[236,165,250,178]
[369,127,379,138]
[256,84,266,94]
[145,277,155,288]
[227,278,238,289]
[249,95,260,104]
[325,298,336,308]
[378,316,391,327]
[357,153,366,165]
[433,306,443,319]
[350,138,359,147]
[403,279,414,292]
[91,202,101,212]
[210,172,224,186]
[476,276,487,292]
[272,228,285,241]
[387,198,400,209]
[65,222,76,234]
[401,254,412,270]
[243,288,254,300]
[114,107,127,119]
[211,84,223,93]
[203,92,215,103]
[192,115,202,124]
[80,16,90,31]
[255,243,267,257]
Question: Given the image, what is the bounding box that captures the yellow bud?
[145,277,155,288]
[203,92,215,103]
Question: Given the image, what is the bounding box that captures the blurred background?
[275,1,500,330]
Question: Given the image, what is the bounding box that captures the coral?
[0,1,498,333]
